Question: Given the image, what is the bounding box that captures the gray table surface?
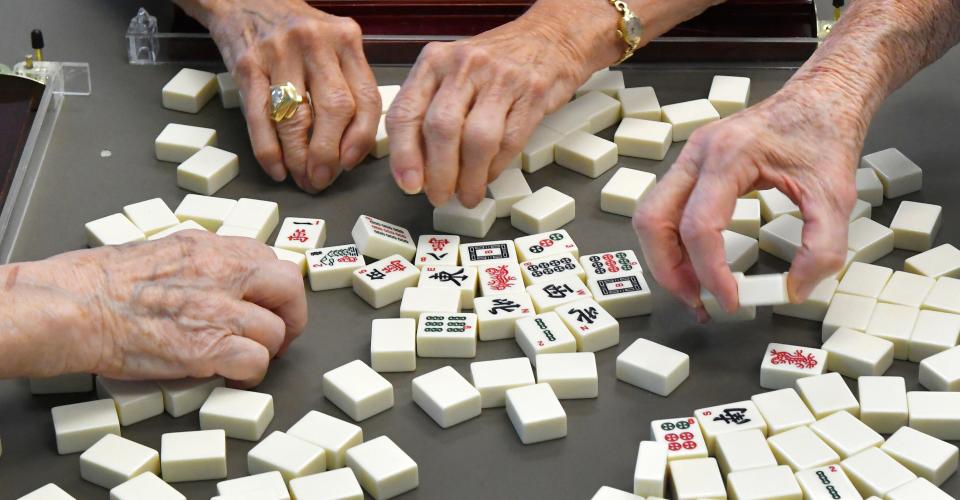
[2,1,960,499]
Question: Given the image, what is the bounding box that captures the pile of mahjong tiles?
[610,145,960,499]
[31,216,660,500]
[22,66,960,500]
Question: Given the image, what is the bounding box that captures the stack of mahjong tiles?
[582,146,957,500]
[592,369,958,499]
[154,68,246,194]
[711,147,960,383]
[82,193,326,275]
[424,68,755,240]
[28,368,420,500]
[303,213,660,445]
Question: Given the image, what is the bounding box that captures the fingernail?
[683,290,703,310]
[308,166,331,190]
[722,296,740,315]
[272,167,287,182]
[399,170,422,195]
[695,307,710,324]
[341,147,360,170]
[791,282,811,304]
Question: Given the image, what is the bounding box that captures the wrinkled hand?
[207,0,380,192]
[386,14,593,207]
[634,83,864,319]
[25,231,307,387]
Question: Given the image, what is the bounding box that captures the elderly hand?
[385,4,601,207]
[192,0,381,192]
[5,231,307,387]
[633,82,864,319]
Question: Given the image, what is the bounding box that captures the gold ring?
[269,82,304,123]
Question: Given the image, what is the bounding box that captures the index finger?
[633,157,703,310]
[386,50,441,195]
[788,181,853,301]
[679,169,741,313]
[234,63,287,182]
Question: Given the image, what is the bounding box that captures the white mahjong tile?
[714,428,777,474]
[505,383,567,444]
[907,391,960,440]
[649,416,708,461]
[527,276,592,313]
[274,217,326,253]
[286,411,363,469]
[810,410,884,458]
[617,338,689,396]
[579,250,642,281]
[477,262,525,296]
[862,378,906,434]
[886,478,953,500]
[694,401,767,453]
[306,244,364,292]
[821,327,894,378]
[668,457,726,500]
[795,465,862,500]
[474,292,535,341]
[351,215,416,261]
[767,426,840,472]
[726,465,803,500]
[460,240,518,267]
[587,272,652,318]
[514,229,580,262]
[416,312,478,358]
[412,366,481,428]
[750,389,815,435]
[351,255,420,308]
[322,360,394,422]
[414,234,460,267]
[772,277,838,321]
[514,312,577,362]
[795,372,860,419]
[535,352,598,399]
[345,436,419,499]
[919,346,960,391]
[469,357,535,408]
[555,298,619,352]
[520,252,586,286]
[759,342,827,390]
[417,265,478,308]
[882,426,959,486]
[840,447,917,498]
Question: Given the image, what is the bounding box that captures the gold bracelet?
[608,0,644,64]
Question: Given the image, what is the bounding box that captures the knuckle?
[424,109,462,140]
[233,54,258,76]
[526,75,549,99]
[420,42,447,63]
[290,20,321,45]
[356,83,382,112]
[818,247,846,271]
[500,133,524,155]
[321,86,356,117]
[334,17,362,43]
[455,44,490,68]
[276,257,305,284]
[632,205,655,233]
[464,126,499,151]
[385,100,416,129]
[679,213,711,244]
[254,143,282,166]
